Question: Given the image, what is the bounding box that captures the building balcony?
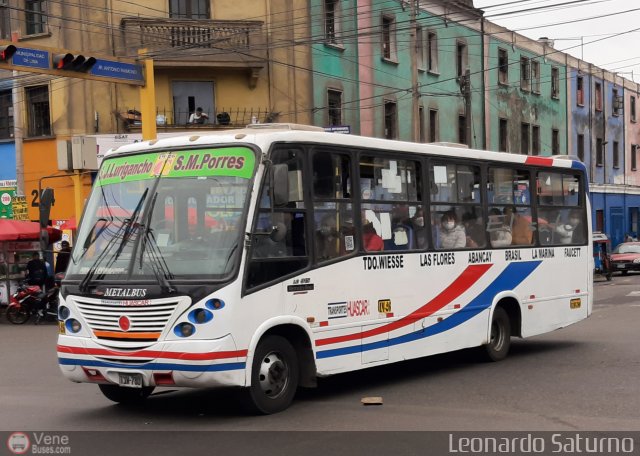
[117,106,279,132]
[119,18,267,87]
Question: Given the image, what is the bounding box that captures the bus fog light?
[205,298,225,310]
[58,306,70,320]
[188,308,213,324]
[66,319,82,333]
[174,323,196,338]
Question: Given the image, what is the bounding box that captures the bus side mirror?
[272,164,289,207]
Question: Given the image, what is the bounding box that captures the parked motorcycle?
[6,273,63,325]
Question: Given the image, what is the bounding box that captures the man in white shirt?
[188,107,209,124]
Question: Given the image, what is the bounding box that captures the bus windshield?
[67,146,257,282]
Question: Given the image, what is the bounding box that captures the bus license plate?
[118,373,143,388]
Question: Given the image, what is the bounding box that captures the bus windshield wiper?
[112,188,149,261]
[139,192,175,294]
[79,189,149,292]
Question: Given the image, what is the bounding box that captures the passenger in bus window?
[488,208,512,247]
[363,219,384,251]
[504,206,533,245]
[556,209,584,245]
[462,212,485,248]
[410,208,429,248]
[315,213,340,260]
[438,211,466,249]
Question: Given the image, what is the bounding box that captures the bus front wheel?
[483,307,511,362]
[98,384,154,404]
[242,335,299,414]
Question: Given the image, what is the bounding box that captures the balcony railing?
[119,18,266,65]
[118,106,278,132]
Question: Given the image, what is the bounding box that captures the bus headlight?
[174,322,196,338]
[188,308,213,324]
[58,306,70,320]
[65,319,82,333]
[205,298,225,310]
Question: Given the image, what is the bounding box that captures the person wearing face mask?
[555,210,584,244]
[439,211,466,249]
[411,208,429,248]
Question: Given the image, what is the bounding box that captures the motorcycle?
[6,273,63,325]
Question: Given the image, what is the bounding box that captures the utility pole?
[410,0,420,142]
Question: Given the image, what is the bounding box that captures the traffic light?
[0,45,16,62]
[52,53,96,73]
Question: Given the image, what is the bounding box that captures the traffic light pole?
[139,50,157,141]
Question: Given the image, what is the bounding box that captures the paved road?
[1,273,639,433]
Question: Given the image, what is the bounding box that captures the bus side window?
[312,150,355,263]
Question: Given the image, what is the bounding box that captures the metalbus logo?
[7,432,30,455]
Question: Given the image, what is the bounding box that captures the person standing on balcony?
[189,107,209,124]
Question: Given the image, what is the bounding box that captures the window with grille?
[552,129,559,155]
[576,76,584,106]
[26,85,51,137]
[532,125,540,156]
[521,123,530,155]
[595,82,602,111]
[531,60,540,94]
[324,0,341,44]
[0,89,13,139]
[551,67,559,99]
[499,118,508,152]
[520,57,530,91]
[169,0,209,18]
[427,31,438,73]
[327,89,342,126]
[596,138,603,166]
[0,2,10,39]
[384,101,397,139]
[498,48,508,84]
[25,0,46,35]
[577,134,584,162]
[381,16,396,61]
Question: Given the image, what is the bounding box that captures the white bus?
[57,124,592,413]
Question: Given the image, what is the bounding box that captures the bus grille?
[74,299,180,343]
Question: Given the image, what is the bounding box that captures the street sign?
[0,40,145,86]
[324,125,351,134]
[12,47,50,70]
[90,59,143,83]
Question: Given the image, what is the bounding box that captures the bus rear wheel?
[483,307,511,362]
[242,335,299,414]
[98,384,154,404]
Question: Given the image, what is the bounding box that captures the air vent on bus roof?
[551,154,582,162]
[429,142,469,149]
[245,123,325,132]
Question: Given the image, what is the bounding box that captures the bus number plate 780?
[118,373,143,388]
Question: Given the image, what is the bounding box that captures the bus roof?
[105,124,583,171]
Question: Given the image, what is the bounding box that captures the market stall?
[0,220,61,305]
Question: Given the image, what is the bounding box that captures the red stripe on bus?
[315,263,492,347]
[57,345,248,361]
[525,156,553,167]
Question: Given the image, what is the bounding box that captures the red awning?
[0,220,62,243]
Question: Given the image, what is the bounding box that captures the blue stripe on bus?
[58,358,246,372]
[316,261,542,359]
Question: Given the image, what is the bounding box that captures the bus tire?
[483,307,511,362]
[242,335,299,414]
[98,384,154,404]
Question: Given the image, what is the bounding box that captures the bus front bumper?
[56,335,247,388]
